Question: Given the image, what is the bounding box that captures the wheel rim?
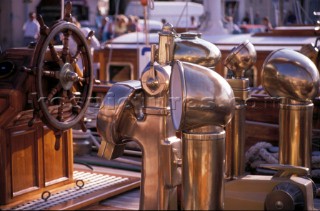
[32,20,93,131]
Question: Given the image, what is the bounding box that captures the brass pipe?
[224,40,256,179]
[262,48,319,171]
[170,61,235,210]
[182,127,226,210]
[279,99,314,170]
[225,102,246,179]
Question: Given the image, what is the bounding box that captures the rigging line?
[175,2,188,28]
[143,5,149,45]
[107,0,121,82]
[295,0,314,24]
[134,0,141,71]
[185,1,189,31]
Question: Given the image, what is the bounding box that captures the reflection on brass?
[170,60,235,210]
[158,23,176,65]
[170,61,235,131]
[174,32,221,69]
[262,49,319,101]
[300,37,320,71]
[224,164,315,210]
[97,24,181,210]
[262,49,320,169]
[279,99,314,169]
[224,40,257,79]
[224,40,256,179]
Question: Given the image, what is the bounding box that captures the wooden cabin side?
[0,48,74,206]
[94,48,139,84]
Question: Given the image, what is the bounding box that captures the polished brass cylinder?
[225,77,249,179]
[158,23,175,65]
[225,103,246,179]
[279,99,314,170]
[182,129,225,210]
[223,41,255,180]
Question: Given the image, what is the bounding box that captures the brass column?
[279,99,314,169]
[224,40,256,179]
[262,48,320,171]
[170,61,235,210]
[225,79,248,179]
[182,126,226,210]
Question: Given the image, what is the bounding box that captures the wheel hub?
[60,63,77,90]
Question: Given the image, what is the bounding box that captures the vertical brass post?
[224,40,256,179]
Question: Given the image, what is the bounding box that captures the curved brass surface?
[97,80,142,149]
[300,43,319,67]
[141,64,171,96]
[224,40,257,78]
[174,32,221,68]
[158,23,176,65]
[279,100,314,169]
[262,49,319,102]
[300,38,320,71]
[169,60,235,131]
[182,130,226,210]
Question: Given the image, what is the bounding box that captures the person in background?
[127,15,141,33]
[22,12,40,46]
[100,16,113,42]
[114,14,128,37]
[161,18,167,26]
[285,10,297,25]
[225,16,241,34]
[242,12,250,24]
[253,12,261,24]
[262,16,273,32]
[189,16,198,28]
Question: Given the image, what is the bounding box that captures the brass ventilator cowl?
[224,40,257,79]
[300,37,320,73]
[170,60,235,210]
[174,32,221,69]
[223,40,256,179]
[262,48,320,170]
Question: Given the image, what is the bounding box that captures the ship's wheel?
[29,1,94,146]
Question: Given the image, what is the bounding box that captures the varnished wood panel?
[0,95,9,115]
[10,127,40,194]
[43,127,72,185]
[0,123,73,205]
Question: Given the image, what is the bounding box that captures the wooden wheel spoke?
[64,1,73,22]
[71,47,82,64]
[57,90,67,122]
[49,42,64,67]
[67,90,81,114]
[62,30,72,63]
[78,76,86,83]
[47,83,62,103]
[37,15,50,36]
[79,118,87,132]
[42,68,59,78]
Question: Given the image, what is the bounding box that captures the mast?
[200,0,227,35]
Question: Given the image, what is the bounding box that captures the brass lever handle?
[259,164,309,178]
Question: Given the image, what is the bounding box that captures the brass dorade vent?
[9,171,139,210]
